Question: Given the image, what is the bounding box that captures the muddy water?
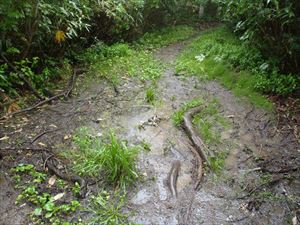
[1,38,299,225]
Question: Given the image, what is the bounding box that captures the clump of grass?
[176,26,274,110]
[140,139,151,152]
[145,86,156,104]
[63,128,139,188]
[208,152,227,175]
[88,190,130,225]
[172,99,204,126]
[193,99,230,145]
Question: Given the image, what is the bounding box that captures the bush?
[216,0,300,75]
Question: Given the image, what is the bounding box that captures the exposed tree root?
[30,128,61,144]
[182,106,209,189]
[0,68,81,121]
[167,160,181,197]
[42,151,87,199]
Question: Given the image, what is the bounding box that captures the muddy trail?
[1,37,300,225]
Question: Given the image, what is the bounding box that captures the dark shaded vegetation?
[0,0,299,109]
[0,0,204,100]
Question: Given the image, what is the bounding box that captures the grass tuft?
[63,128,139,188]
[88,190,130,225]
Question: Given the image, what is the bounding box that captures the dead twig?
[30,128,60,144]
[42,151,87,198]
[0,68,79,121]
[0,147,49,153]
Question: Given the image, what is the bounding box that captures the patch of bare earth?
[0,39,299,225]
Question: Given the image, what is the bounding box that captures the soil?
[0,35,299,225]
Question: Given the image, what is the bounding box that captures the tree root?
[0,68,80,121]
[182,106,210,190]
[167,160,181,197]
[42,151,87,199]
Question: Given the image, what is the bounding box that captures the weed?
[63,128,139,188]
[193,99,230,145]
[145,86,156,104]
[11,164,81,224]
[140,139,151,152]
[88,190,131,225]
[208,151,227,175]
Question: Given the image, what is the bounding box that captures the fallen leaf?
[7,102,20,114]
[38,142,47,147]
[0,136,9,141]
[64,134,72,140]
[292,216,297,225]
[22,117,29,122]
[53,192,65,201]
[48,175,56,186]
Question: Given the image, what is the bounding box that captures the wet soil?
[0,37,299,225]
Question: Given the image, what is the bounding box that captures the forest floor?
[0,27,299,225]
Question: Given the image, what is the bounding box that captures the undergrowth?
[83,43,163,84]
[136,25,196,49]
[62,128,139,189]
[11,164,81,224]
[87,190,133,225]
[81,25,196,85]
[176,27,299,109]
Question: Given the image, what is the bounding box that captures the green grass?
[208,152,228,175]
[88,190,132,225]
[176,27,274,110]
[193,99,230,145]
[145,86,156,104]
[172,98,204,126]
[136,25,197,49]
[84,43,163,84]
[82,25,196,85]
[62,128,139,188]
[173,98,230,174]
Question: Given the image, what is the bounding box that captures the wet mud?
[0,38,299,225]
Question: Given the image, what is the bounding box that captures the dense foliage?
[0,0,299,103]
[216,0,300,75]
[0,0,202,99]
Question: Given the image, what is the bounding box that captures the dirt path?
[1,38,299,225]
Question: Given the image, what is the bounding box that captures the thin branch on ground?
[0,68,80,121]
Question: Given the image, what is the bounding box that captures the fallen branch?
[30,128,60,144]
[42,151,87,198]
[237,177,282,200]
[0,68,79,121]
